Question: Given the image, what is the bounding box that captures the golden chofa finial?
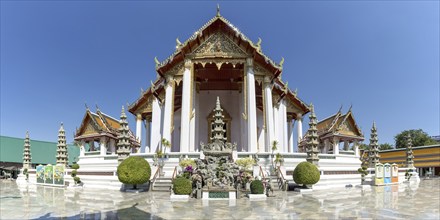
[216,4,221,17]
[176,38,182,49]
[279,57,285,68]
[154,57,160,66]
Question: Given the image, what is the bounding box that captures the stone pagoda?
[198,97,239,189]
[368,122,380,167]
[117,106,132,163]
[406,134,415,169]
[56,123,69,166]
[306,104,319,165]
[22,131,32,169]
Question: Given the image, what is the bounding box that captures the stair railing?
[276,166,288,191]
[150,167,161,191]
[259,165,266,180]
[170,166,179,192]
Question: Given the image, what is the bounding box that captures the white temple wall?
[198,91,241,147]
[172,109,181,152]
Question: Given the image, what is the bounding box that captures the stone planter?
[248,194,266,200]
[170,194,189,201]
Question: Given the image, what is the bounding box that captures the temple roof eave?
[155,15,283,76]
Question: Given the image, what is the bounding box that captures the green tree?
[379,143,393,151]
[358,143,369,150]
[394,129,437,148]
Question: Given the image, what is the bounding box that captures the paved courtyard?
[0,179,439,219]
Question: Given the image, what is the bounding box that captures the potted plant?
[117,156,151,191]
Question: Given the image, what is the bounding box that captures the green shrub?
[179,159,196,169]
[117,156,151,189]
[73,176,81,183]
[173,177,192,195]
[71,170,77,177]
[236,157,255,170]
[293,162,320,186]
[71,164,80,169]
[250,180,264,194]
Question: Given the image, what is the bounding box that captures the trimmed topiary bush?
[71,164,80,170]
[250,179,264,194]
[173,177,192,195]
[293,161,320,187]
[117,156,151,189]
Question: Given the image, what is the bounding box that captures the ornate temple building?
[128,10,311,154]
[74,107,139,157]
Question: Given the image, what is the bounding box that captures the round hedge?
[117,156,151,186]
[173,177,192,195]
[71,164,80,169]
[250,180,264,194]
[293,162,320,185]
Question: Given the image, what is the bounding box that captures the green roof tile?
[0,136,80,165]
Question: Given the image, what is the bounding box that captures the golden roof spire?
[216,4,221,17]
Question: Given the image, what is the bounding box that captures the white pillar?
[135,114,142,145]
[151,97,162,153]
[109,138,116,154]
[263,76,275,153]
[239,83,247,151]
[273,104,280,152]
[100,137,107,156]
[145,118,151,153]
[333,137,340,155]
[323,139,330,153]
[79,140,85,157]
[354,140,359,157]
[280,99,288,153]
[296,114,303,147]
[162,75,174,149]
[180,59,192,153]
[246,58,258,152]
[189,81,196,152]
[288,116,294,153]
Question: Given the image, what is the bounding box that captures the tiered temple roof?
[316,107,364,141]
[74,107,139,147]
[128,12,310,120]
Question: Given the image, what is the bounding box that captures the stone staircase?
[264,174,283,191]
[151,177,173,192]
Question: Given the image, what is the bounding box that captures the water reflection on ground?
[0,179,439,219]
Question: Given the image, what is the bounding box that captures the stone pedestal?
[248,194,266,200]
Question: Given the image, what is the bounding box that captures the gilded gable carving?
[83,123,97,135]
[165,62,184,76]
[193,32,248,58]
[254,63,271,76]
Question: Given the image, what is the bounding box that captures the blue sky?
[1,1,439,147]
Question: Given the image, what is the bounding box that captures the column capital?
[287,115,293,122]
[246,58,253,67]
[165,75,174,87]
[136,113,142,120]
[296,114,303,121]
[100,136,107,143]
[184,59,192,68]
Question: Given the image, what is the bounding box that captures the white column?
[151,97,162,153]
[333,137,340,155]
[145,118,151,153]
[189,81,196,152]
[79,140,85,157]
[354,140,359,157]
[280,99,288,153]
[273,104,280,152]
[100,137,107,156]
[109,138,116,154]
[263,76,275,153]
[239,83,247,151]
[287,116,293,153]
[135,114,142,145]
[323,139,330,154]
[246,58,258,152]
[180,59,192,153]
[296,114,303,147]
[162,75,174,149]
